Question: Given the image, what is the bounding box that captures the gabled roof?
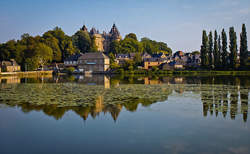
[79,52,109,60]
[144,58,166,62]
[116,54,130,58]
[1,59,19,66]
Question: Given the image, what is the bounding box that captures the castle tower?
[81,25,88,32]
[90,27,98,35]
[109,24,122,41]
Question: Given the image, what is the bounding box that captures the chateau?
[81,24,122,52]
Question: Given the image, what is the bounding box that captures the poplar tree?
[240,24,248,68]
[218,35,222,68]
[213,30,220,69]
[200,30,209,68]
[208,31,214,69]
[221,29,228,69]
[229,27,238,69]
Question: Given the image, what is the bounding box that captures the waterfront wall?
[0,71,53,77]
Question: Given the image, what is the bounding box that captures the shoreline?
[0,71,53,78]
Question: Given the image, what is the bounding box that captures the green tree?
[109,40,121,54]
[108,52,116,63]
[240,24,248,68]
[90,36,98,52]
[0,40,16,60]
[73,30,91,53]
[125,33,138,41]
[25,43,53,71]
[120,37,143,53]
[141,37,172,55]
[43,27,76,61]
[229,27,238,69]
[218,35,222,68]
[221,29,228,69]
[208,31,213,68]
[42,35,62,62]
[34,43,53,70]
[133,52,142,66]
[200,30,209,68]
[213,30,220,69]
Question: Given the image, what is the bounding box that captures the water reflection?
[0,75,249,123]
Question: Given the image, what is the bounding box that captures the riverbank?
[0,71,53,78]
[111,70,250,77]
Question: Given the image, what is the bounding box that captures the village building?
[142,52,152,60]
[144,58,167,69]
[78,52,110,73]
[0,59,21,72]
[64,53,83,67]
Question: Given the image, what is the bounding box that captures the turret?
[90,27,98,35]
[109,24,121,41]
[81,25,88,32]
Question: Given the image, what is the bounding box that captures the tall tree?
[213,30,220,69]
[229,27,238,69]
[240,24,248,68]
[218,35,222,68]
[208,31,214,69]
[200,30,209,68]
[221,29,228,69]
[72,30,92,53]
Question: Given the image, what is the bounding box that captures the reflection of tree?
[0,76,249,123]
[240,78,249,122]
[201,77,249,122]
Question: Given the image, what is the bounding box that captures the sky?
[0,0,249,52]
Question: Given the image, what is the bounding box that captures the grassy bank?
[111,69,250,77]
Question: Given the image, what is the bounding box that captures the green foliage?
[133,52,142,66]
[208,31,213,68]
[221,29,228,69]
[200,30,209,68]
[120,37,143,53]
[213,30,220,69]
[229,27,238,69]
[191,51,200,55]
[240,24,248,68]
[122,60,135,70]
[109,40,121,54]
[125,33,138,41]
[65,67,75,75]
[72,30,92,53]
[218,35,222,67]
[42,35,61,62]
[90,36,98,52]
[141,37,172,55]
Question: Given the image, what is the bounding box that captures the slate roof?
[79,52,109,60]
[1,59,19,66]
[144,58,166,62]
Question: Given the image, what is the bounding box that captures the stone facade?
[82,24,122,52]
[78,52,110,73]
[1,59,21,72]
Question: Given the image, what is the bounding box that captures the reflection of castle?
[1,76,249,123]
[82,24,122,52]
[76,75,110,89]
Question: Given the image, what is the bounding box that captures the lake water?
[0,75,249,154]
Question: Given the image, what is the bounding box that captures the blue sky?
[0,0,249,52]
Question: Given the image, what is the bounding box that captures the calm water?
[0,75,249,154]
